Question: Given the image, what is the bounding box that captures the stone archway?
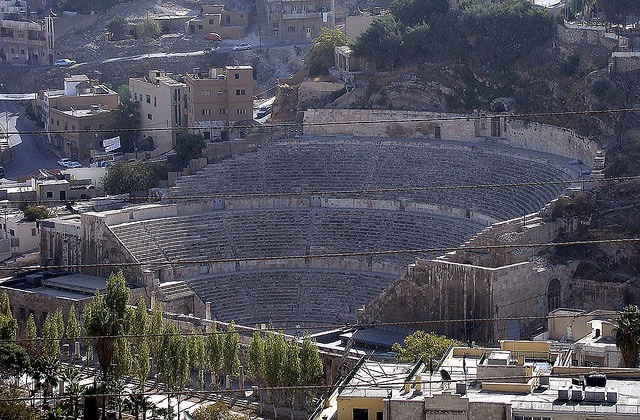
[547,279,561,312]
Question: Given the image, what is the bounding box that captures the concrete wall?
[302,109,598,167]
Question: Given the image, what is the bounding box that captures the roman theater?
[41,110,602,343]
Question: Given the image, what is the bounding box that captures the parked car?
[53,58,76,67]
[232,43,251,51]
[66,161,82,168]
[256,105,272,119]
[57,158,71,167]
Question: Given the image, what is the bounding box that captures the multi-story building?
[185,4,249,39]
[129,70,187,156]
[0,0,27,19]
[266,0,335,42]
[185,66,253,141]
[0,16,53,65]
[36,75,119,161]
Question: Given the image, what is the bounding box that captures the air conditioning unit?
[571,388,584,401]
[607,389,618,403]
[558,386,570,401]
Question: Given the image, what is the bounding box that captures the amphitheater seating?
[170,139,578,222]
[110,137,583,326]
[186,270,397,327]
[112,208,483,270]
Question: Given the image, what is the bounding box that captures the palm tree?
[32,355,60,407]
[60,366,83,418]
[615,305,640,368]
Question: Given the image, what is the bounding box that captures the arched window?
[548,279,561,312]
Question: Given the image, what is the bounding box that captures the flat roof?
[42,273,108,294]
[340,362,414,398]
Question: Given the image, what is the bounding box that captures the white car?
[57,158,71,167]
[66,161,82,168]
[232,43,252,51]
[54,58,76,67]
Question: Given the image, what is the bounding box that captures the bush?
[21,205,50,222]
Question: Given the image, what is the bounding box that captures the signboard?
[103,136,121,152]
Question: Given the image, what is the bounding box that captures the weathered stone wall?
[303,109,598,167]
[359,259,495,343]
[557,23,618,50]
[610,53,640,73]
[565,277,639,311]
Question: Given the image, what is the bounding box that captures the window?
[218,90,224,96]
[201,90,211,96]
[154,97,157,107]
[237,109,246,115]
[203,132,211,140]
[235,89,245,95]
[146,94,151,103]
[71,125,75,131]
[9,229,14,237]
[147,113,153,120]
[56,120,59,126]
[209,19,214,24]
[198,25,203,30]
[31,228,37,236]
[234,73,240,79]
[202,109,211,116]
[46,191,53,198]
[548,279,561,312]
[84,125,91,131]
[353,409,368,420]
[219,108,227,114]
[287,26,296,32]
[134,93,138,101]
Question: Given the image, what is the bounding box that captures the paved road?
[0,100,61,180]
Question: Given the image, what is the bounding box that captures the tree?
[222,323,240,383]
[148,301,164,381]
[21,204,50,221]
[134,339,151,391]
[615,305,640,368]
[107,16,128,41]
[0,382,39,420]
[299,335,323,410]
[136,18,161,39]
[283,340,301,411]
[112,95,141,154]
[352,14,403,70]
[206,325,223,388]
[102,161,157,195]
[392,330,462,363]
[32,355,60,406]
[41,312,63,358]
[0,341,30,381]
[66,305,81,346]
[307,28,348,76]
[389,0,449,27]
[0,292,17,340]
[113,337,133,380]
[264,330,286,415]
[168,133,206,172]
[597,0,640,24]
[84,271,130,380]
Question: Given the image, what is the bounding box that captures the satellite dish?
[440,369,451,381]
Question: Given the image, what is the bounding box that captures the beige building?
[0,16,54,65]
[317,342,640,420]
[185,4,249,39]
[37,75,119,161]
[129,70,187,156]
[266,0,335,42]
[185,66,253,141]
